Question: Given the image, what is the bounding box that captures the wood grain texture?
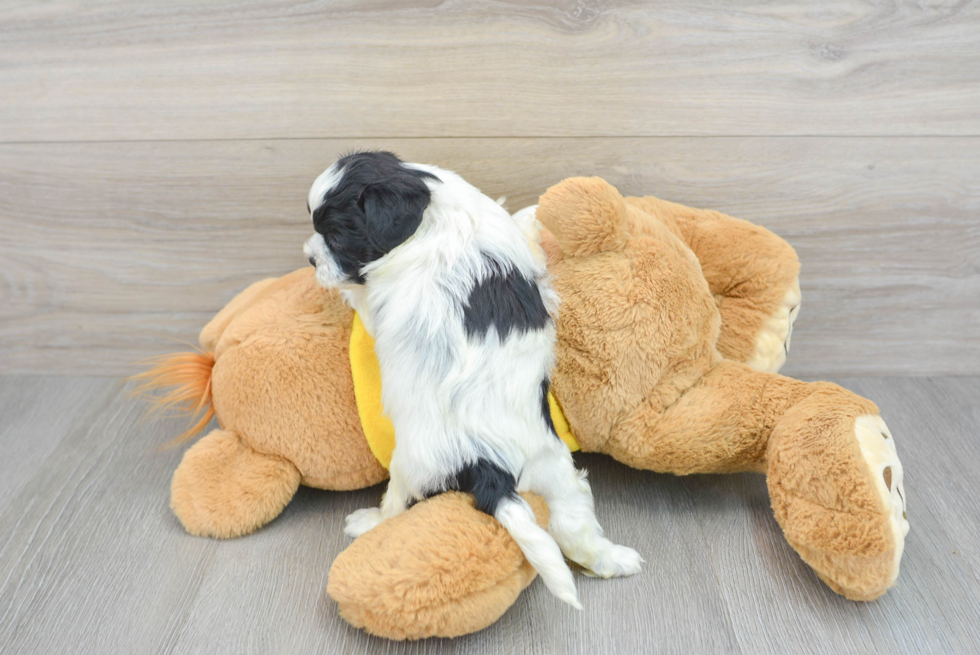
[168,457,742,654]
[0,380,739,654]
[1,137,977,376]
[1,376,978,653]
[686,464,980,653]
[0,376,111,506]
[2,0,979,141]
[0,381,219,655]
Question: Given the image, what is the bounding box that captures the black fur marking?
[540,377,560,440]
[463,260,550,340]
[441,458,518,516]
[311,151,439,283]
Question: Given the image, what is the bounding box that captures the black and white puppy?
[304,151,641,608]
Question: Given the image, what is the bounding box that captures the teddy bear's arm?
[626,196,801,373]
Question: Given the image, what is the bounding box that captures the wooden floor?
[0,375,977,654]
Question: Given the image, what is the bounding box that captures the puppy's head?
[304,151,439,287]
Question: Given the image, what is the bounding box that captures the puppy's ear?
[358,178,429,252]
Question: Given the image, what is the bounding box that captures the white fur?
[307,163,344,215]
[308,162,642,608]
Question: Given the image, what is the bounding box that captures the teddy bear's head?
[535,177,722,454]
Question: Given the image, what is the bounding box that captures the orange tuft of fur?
[130,351,216,446]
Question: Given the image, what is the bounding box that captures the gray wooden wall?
[1,1,978,376]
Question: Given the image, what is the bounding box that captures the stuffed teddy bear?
[137,177,908,640]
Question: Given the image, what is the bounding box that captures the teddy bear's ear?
[536,177,629,258]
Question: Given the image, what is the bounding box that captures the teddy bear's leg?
[200,266,389,495]
[767,384,909,601]
[626,196,801,373]
[328,491,550,640]
[170,428,301,538]
[609,360,908,600]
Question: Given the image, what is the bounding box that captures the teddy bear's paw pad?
[344,507,384,538]
[581,541,644,579]
[855,414,910,583]
[745,278,801,374]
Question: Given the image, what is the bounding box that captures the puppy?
[304,151,641,608]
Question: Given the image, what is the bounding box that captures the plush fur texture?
[328,491,549,639]
[535,178,907,605]
[171,428,300,539]
[139,176,907,639]
[622,195,802,371]
[303,152,640,607]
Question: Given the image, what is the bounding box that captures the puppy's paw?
[583,542,644,578]
[344,507,383,538]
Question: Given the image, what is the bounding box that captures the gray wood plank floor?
[0,376,977,654]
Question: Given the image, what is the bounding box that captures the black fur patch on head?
[463,259,550,340]
[540,377,560,440]
[311,151,439,283]
[440,458,518,516]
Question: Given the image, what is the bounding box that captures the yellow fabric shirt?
[348,312,579,469]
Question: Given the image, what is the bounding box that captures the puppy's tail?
[129,350,216,447]
[495,497,581,609]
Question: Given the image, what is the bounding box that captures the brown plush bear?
[137,177,908,640]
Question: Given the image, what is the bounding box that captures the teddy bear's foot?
[851,414,909,580]
[617,191,801,373]
[744,277,801,374]
[579,541,644,579]
[767,387,910,601]
[344,507,383,538]
[328,491,549,640]
[171,428,301,538]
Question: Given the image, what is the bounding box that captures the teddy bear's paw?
[855,414,910,582]
[745,277,801,374]
[344,507,384,538]
[580,541,644,579]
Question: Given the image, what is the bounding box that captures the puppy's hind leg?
[451,457,581,608]
[344,461,412,538]
[495,496,582,609]
[524,448,643,578]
